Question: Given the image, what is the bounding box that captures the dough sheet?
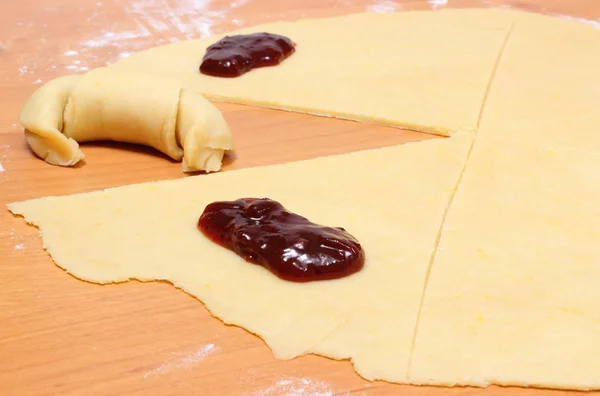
[9,8,600,390]
[9,135,472,381]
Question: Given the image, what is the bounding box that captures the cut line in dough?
[409,12,600,389]
[407,16,515,372]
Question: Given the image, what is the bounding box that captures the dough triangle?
[410,14,600,390]
[111,9,515,136]
[410,138,600,390]
[8,134,472,381]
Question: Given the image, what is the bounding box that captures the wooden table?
[1,1,598,395]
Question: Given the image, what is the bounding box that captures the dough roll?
[19,68,234,173]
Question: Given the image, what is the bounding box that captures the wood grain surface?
[1,1,599,395]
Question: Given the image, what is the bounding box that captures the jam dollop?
[198,198,364,282]
[199,33,296,78]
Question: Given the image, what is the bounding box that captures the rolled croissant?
[19,67,234,173]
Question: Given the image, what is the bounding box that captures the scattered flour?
[67,0,234,72]
[13,0,239,84]
[143,343,219,378]
[428,0,448,10]
[366,0,398,13]
[81,29,151,49]
[119,0,228,39]
[249,376,341,396]
[558,15,600,29]
[0,226,36,252]
[0,144,8,174]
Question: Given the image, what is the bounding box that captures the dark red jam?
[198,198,364,282]
[199,32,296,78]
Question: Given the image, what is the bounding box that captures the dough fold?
[176,89,234,172]
[20,68,234,173]
[19,75,85,166]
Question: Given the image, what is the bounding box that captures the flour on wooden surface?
[558,15,600,29]
[12,0,239,85]
[143,343,220,378]
[248,376,343,396]
[428,0,448,10]
[119,0,228,38]
[366,0,399,13]
[0,144,8,174]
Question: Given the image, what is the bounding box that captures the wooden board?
[1,0,599,394]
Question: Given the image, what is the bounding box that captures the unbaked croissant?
[19,67,234,173]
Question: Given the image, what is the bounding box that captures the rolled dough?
[8,134,472,382]
[112,9,516,136]
[20,68,234,173]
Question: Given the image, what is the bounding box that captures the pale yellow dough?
[9,8,600,391]
[19,75,84,166]
[409,139,600,390]
[112,9,516,135]
[409,13,600,390]
[20,68,234,173]
[8,135,472,381]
